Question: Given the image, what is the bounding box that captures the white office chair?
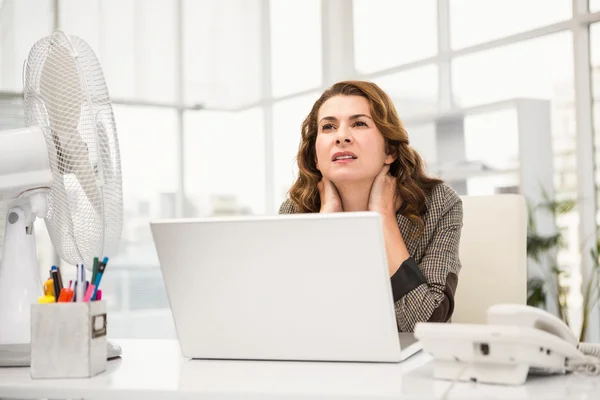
[452,194,528,324]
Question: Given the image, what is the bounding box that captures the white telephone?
[414,304,600,385]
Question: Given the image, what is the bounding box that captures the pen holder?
[30,300,107,379]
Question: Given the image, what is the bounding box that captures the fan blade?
[39,35,103,219]
[40,35,82,137]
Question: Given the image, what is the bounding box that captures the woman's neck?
[335,181,372,212]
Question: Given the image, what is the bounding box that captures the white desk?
[0,339,599,399]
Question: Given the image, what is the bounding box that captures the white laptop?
[150,212,422,363]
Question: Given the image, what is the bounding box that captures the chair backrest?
[453,194,528,324]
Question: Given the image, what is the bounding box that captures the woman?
[278,80,463,332]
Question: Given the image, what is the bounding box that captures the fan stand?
[0,342,123,367]
[0,197,42,366]
[0,202,43,346]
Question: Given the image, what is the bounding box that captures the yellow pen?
[43,278,55,297]
[38,295,55,303]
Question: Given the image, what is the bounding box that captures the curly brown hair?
[288,80,443,235]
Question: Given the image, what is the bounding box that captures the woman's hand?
[369,165,409,276]
[318,177,343,213]
[368,164,401,218]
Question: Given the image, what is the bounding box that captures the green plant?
[526,197,574,313]
[579,240,600,341]
[526,195,600,341]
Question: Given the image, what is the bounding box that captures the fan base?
[0,340,122,367]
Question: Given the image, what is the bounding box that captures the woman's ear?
[384,153,397,165]
[383,141,397,165]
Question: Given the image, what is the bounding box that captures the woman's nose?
[335,127,353,144]
[336,137,352,144]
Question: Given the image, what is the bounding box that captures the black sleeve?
[389,257,427,302]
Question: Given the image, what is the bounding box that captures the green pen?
[92,257,99,286]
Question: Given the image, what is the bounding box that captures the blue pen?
[51,265,63,291]
[91,257,109,301]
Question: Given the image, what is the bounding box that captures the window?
[95,0,136,100]
[184,107,265,217]
[104,105,179,339]
[453,32,578,292]
[452,31,574,108]
[404,123,438,171]
[272,93,320,209]
[450,0,572,49]
[464,110,519,171]
[453,33,576,190]
[452,31,576,197]
[353,0,437,74]
[270,0,322,97]
[184,0,262,108]
[591,0,600,12]
[60,0,177,103]
[373,65,438,118]
[0,0,53,91]
[591,23,600,221]
[464,109,520,195]
[115,0,177,103]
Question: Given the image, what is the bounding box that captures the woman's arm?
[381,213,410,277]
[280,192,462,332]
[391,191,463,332]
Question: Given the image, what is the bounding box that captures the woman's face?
[314,95,395,184]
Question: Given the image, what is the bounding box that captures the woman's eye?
[353,121,368,127]
[321,124,335,131]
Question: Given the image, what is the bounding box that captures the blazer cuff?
[390,257,427,302]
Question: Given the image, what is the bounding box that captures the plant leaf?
[536,199,577,216]
[527,233,562,261]
[527,278,546,308]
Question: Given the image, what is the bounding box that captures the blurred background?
[1,0,600,340]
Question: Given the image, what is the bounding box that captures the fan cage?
[23,30,123,267]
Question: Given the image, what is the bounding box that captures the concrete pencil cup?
[30,300,107,379]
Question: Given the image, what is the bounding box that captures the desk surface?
[0,339,599,399]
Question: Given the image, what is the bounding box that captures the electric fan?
[0,30,123,365]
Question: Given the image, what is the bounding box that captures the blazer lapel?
[395,212,419,256]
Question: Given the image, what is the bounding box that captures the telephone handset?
[414,303,600,385]
[487,304,579,346]
[487,303,600,366]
